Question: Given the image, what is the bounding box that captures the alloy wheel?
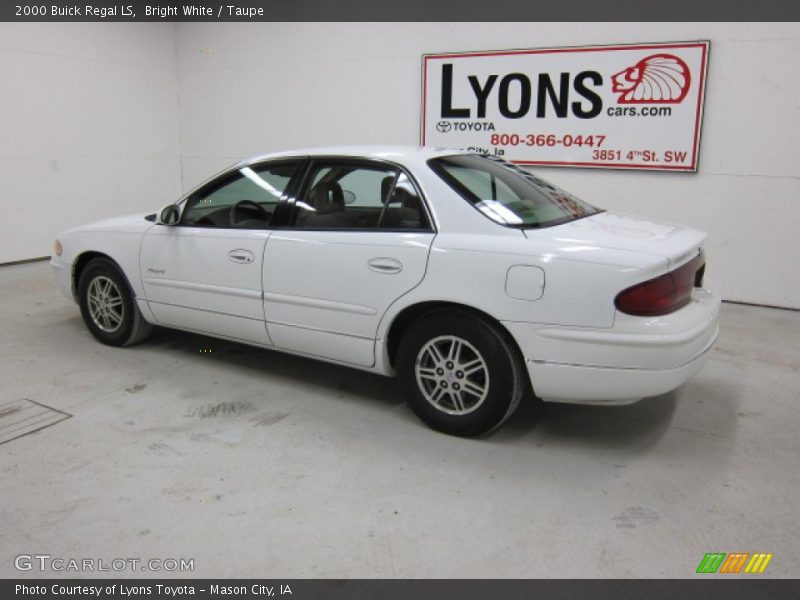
[86,275,125,333]
[414,335,490,415]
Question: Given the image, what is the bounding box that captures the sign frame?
[420,40,710,172]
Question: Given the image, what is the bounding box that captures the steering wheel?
[229,200,270,227]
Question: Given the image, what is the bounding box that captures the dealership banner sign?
[421,41,709,171]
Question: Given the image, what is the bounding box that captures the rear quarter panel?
[377,232,670,337]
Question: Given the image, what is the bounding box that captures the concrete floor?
[1,261,798,578]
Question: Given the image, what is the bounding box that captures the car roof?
[179,146,478,203]
[243,145,471,164]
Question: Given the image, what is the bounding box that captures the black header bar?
[2,0,800,22]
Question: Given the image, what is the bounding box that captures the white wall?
[2,23,797,308]
[0,23,181,263]
[176,23,800,309]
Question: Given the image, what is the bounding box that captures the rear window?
[428,154,602,228]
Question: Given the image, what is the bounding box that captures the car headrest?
[309,182,345,214]
[381,175,412,206]
[380,176,395,204]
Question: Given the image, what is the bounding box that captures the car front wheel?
[78,258,152,347]
[397,311,525,437]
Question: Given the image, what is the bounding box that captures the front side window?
[294,161,430,230]
[429,154,602,228]
[182,161,301,228]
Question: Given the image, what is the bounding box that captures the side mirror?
[158,204,181,225]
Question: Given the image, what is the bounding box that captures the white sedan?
[51,146,719,436]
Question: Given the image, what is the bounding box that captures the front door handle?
[228,249,255,264]
[367,257,403,274]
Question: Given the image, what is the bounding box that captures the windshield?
[428,154,603,228]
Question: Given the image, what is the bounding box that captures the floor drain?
[0,398,72,445]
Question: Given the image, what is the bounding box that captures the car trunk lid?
[525,211,706,268]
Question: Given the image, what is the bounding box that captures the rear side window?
[429,154,602,228]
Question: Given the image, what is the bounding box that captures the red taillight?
[615,252,705,317]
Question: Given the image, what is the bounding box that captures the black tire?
[77,258,153,347]
[396,310,525,437]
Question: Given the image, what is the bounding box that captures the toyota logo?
[436,121,452,133]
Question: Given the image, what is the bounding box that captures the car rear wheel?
[397,311,525,436]
[78,258,152,347]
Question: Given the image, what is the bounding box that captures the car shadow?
[128,327,735,449]
[494,391,680,450]
[494,364,743,456]
[144,326,405,409]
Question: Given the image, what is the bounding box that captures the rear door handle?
[367,257,403,274]
[228,249,255,264]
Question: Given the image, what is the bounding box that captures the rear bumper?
[525,328,717,404]
[504,287,720,404]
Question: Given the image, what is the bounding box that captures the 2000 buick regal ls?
[51,147,719,436]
